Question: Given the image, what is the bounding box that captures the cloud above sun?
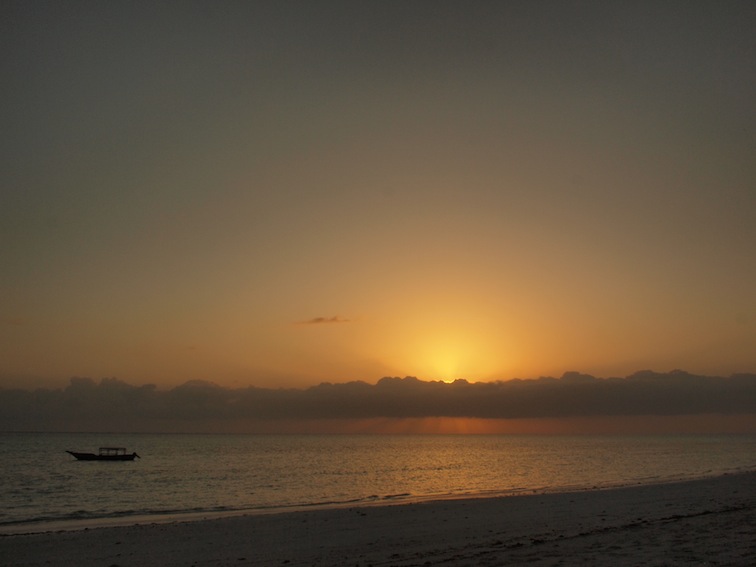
[296,316,351,325]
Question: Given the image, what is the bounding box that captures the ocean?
[2,432,755,533]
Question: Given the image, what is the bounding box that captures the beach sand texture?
[2,472,754,566]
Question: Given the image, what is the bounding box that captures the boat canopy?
[98,447,128,456]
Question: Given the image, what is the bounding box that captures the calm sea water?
[1,433,755,532]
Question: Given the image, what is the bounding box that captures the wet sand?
[2,471,755,566]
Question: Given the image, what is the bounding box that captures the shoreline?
[2,468,752,536]
[2,471,755,566]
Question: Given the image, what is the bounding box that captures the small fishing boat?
[66,447,140,461]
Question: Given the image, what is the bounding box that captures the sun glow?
[421,343,463,381]
[354,284,529,385]
[398,328,505,383]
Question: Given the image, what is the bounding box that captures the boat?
[66,447,140,461]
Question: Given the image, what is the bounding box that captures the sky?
[2,1,755,393]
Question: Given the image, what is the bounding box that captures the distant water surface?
[1,433,754,532]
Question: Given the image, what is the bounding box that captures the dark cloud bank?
[1,371,755,432]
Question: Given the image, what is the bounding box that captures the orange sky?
[1,2,755,392]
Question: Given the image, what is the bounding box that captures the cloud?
[0,371,754,432]
[296,316,350,325]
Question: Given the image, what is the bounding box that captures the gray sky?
[2,1,755,391]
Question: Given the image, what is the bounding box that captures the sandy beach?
[2,471,754,566]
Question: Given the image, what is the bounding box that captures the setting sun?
[415,331,509,382]
[415,336,488,382]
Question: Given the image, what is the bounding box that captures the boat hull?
[66,451,139,461]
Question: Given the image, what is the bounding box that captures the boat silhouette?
[66,447,140,461]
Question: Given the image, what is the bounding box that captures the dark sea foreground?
[2,471,755,566]
[1,432,755,533]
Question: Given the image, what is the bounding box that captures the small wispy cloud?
[297,316,350,325]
